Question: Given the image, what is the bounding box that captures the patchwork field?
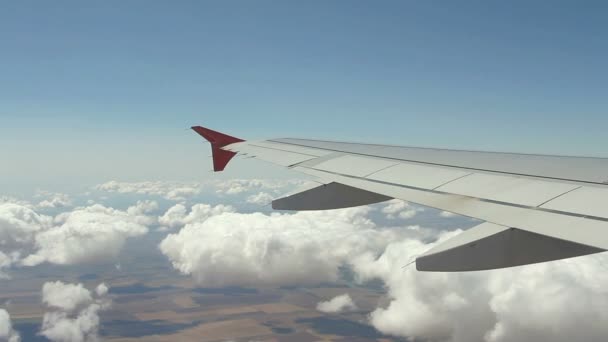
[2,255,403,342]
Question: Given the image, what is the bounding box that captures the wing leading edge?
[192,125,608,271]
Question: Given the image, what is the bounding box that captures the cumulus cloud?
[158,203,235,230]
[158,193,608,342]
[350,230,608,342]
[40,282,110,342]
[7,178,608,342]
[0,203,52,247]
[42,282,94,313]
[125,200,159,226]
[0,202,53,273]
[316,294,357,314]
[35,192,72,209]
[95,179,311,203]
[95,181,202,201]
[0,252,10,279]
[440,211,457,218]
[22,204,149,266]
[483,259,608,342]
[0,200,151,270]
[214,179,306,196]
[245,192,274,206]
[159,207,407,287]
[0,308,20,342]
[381,199,421,220]
[94,283,108,297]
[0,197,31,208]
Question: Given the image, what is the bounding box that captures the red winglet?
[191,126,245,172]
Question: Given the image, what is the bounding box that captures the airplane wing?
[192,126,608,272]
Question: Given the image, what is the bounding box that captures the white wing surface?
[193,126,608,272]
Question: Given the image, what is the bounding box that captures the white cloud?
[214,179,307,196]
[6,178,608,342]
[214,179,269,195]
[95,181,202,201]
[159,207,406,287]
[35,192,72,209]
[245,192,274,206]
[126,200,159,226]
[0,203,53,273]
[42,282,93,313]
[381,199,421,220]
[350,230,608,342]
[0,252,10,279]
[95,179,311,202]
[94,283,108,297]
[0,197,31,208]
[0,203,52,247]
[317,294,357,313]
[158,203,235,230]
[0,308,20,342]
[440,211,457,218]
[22,204,149,266]
[40,281,110,342]
[483,258,608,342]
[158,193,608,342]
[351,231,487,341]
[1,200,152,271]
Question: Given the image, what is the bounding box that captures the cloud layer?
[5,180,608,342]
[95,181,202,201]
[158,203,234,230]
[213,179,304,196]
[158,196,608,342]
[381,199,422,220]
[35,192,73,209]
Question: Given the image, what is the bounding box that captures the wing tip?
[191,125,245,172]
[191,125,245,146]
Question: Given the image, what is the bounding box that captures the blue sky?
[1,1,607,191]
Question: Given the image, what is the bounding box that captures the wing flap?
[416,222,604,271]
[272,182,391,211]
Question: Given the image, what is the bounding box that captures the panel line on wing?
[431,172,474,190]
[535,186,582,208]
[362,163,403,178]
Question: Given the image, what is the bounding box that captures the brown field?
[253,302,308,314]
[3,265,395,341]
[110,318,274,342]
